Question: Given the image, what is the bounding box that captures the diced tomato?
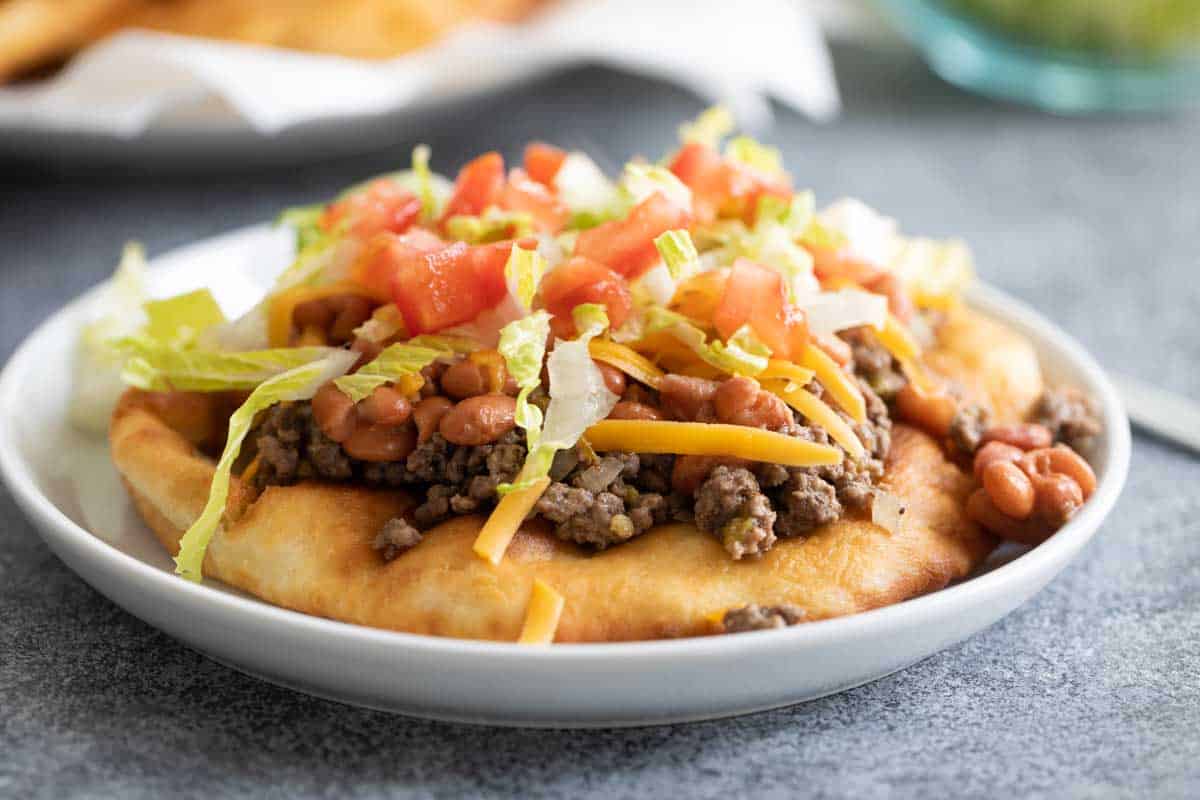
[573,193,691,280]
[808,243,884,285]
[500,168,569,233]
[466,238,530,310]
[713,258,808,360]
[540,256,633,335]
[352,229,446,298]
[523,142,567,187]
[321,179,421,239]
[385,237,533,334]
[440,151,505,223]
[669,142,792,224]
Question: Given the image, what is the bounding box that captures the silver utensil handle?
[1112,373,1200,455]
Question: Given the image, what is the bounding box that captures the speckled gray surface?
[2,44,1199,799]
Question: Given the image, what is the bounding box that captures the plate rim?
[0,223,1132,664]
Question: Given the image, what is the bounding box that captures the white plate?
[0,225,1130,727]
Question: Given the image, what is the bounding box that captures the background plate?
[0,224,1130,727]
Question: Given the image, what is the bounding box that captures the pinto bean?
[292,298,334,330]
[342,423,416,462]
[1031,472,1084,527]
[358,386,412,426]
[328,295,374,343]
[439,394,517,446]
[594,361,627,396]
[412,396,453,443]
[311,382,357,443]
[1021,445,1097,499]
[982,423,1053,451]
[966,489,1054,547]
[713,376,792,430]
[658,374,719,421]
[419,362,447,398]
[895,383,957,439]
[981,460,1035,520]
[440,359,489,399]
[608,401,663,421]
[973,441,1025,482]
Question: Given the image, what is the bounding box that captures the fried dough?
[109,307,1042,642]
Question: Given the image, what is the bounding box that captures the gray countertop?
[2,44,1198,799]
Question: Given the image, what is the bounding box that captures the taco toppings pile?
[82,109,1103,640]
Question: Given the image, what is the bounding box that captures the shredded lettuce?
[444,208,534,244]
[644,307,769,376]
[888,237,975,308]
[142,289,226,348]
[678,105,735,149]
[117,336,340,392]
[756,191,815,236]
[634,263,678,307]
[333,340,456,403]
[69,243,148,433]
[619,163,692,214]
[818,198,899,268]
[723,206,820,304]
[504,244,547,311]
[411,144,436,223]
[405,334,479,353]
[276,204,327,252]
[654,229,701,281]
[502,304,617,492]
[724,135,785,177]
[496,311,552,474]
[174,349,358,581]
[553,152,621,229]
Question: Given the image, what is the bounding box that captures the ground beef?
[949,402,989,456]
[1033,386,1102,451]
[841,326,907,400]
[722,604,807,633]
[694,466,777,559]
[373,517,422,560]
[535,452,671,548]
[249,365,896,562]
[775,471,841,538]
[253,402,352,487]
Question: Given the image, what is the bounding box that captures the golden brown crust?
[109,307,1041,642]
[0,0,543,83]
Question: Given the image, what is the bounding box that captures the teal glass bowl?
[874,0,1200,112]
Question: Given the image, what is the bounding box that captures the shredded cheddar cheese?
[760,359,816,386]
[472,476,551,565]
[875,313,937,394]
[583,420,843,467]
[763,381,866,460]
[589,340,665,389]
[800,344,867,423]
[517,579,565,645]
[239,455,263,486]
[267,281,381,347]
[876,313,921,362]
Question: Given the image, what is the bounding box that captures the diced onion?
[803,289,888,338]
[872,490,906,535]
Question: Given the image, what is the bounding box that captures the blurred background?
[2,0,1198,795]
